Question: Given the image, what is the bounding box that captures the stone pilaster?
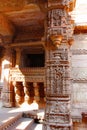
[1,47,13,107]
[44,0,74,130]
[1,47,12,84]
[14,82,23,107]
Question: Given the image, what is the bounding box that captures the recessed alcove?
[25,53,45,67]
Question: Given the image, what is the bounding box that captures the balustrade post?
[23,81,30,103]
[33,82,40,102]
[15,48,21,68]
[13,82,21,107]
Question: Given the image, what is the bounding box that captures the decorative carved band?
[10,76,45,82]
[72,68,87,81]
[73,80,87,83]
[71,49,87,55]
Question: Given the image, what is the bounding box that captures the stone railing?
[9,67,45,82]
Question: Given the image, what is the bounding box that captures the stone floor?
[0,101,87,130]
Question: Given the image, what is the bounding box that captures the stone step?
[30,123,43,130]
[6,117,34,130]
[0,113,23,130]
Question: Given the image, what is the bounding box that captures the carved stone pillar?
[33,82,40,102]
[44,0,74,130]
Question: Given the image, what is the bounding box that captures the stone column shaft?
[14,82,22,106]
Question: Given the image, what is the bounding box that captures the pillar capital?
[48,34,63,49]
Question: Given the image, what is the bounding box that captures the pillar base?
[2,90,15,107]
[2,102,14,108]
[43,119,73,130]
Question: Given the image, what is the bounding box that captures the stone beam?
[0,13,15,44]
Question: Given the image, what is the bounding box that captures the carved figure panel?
[47,9,66,37]
[48,10,61,27]
[48,114,70,124]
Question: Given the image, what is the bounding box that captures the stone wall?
[71,34,87,110]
